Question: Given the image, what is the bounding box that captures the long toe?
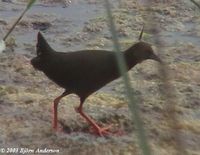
[90,125,125,136]
[90,124,113,136]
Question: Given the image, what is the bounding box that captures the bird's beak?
[150,53,162,63]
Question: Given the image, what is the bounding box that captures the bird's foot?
[52,124,64,133]
[89,124,113,136]
[53,127,63,133]
[90,124,125,136]
[74,106,124,136]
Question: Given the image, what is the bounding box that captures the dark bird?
[31,32,161,136]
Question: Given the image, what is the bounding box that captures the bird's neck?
[124,48,140,70]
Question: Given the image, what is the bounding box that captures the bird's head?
[31,32,52,71]
[127,41,162,63]
[126,25,162,64]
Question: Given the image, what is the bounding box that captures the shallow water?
[160,22,200,47]
[1,1,200,53]
[1,1,105,52]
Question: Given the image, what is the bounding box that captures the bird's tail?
[36,32,53,55]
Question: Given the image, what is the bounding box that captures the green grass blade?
[3,0,37,41]
[27,0,37,10]
[104,0,152,155]
[190,0,200,10]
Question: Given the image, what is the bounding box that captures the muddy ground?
[0,0,200,155]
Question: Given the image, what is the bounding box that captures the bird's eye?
[37,51,42,56]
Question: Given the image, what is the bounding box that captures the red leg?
[75,98,113,136]
[52,91,69,131]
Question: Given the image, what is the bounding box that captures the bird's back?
[42,50,120,97]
